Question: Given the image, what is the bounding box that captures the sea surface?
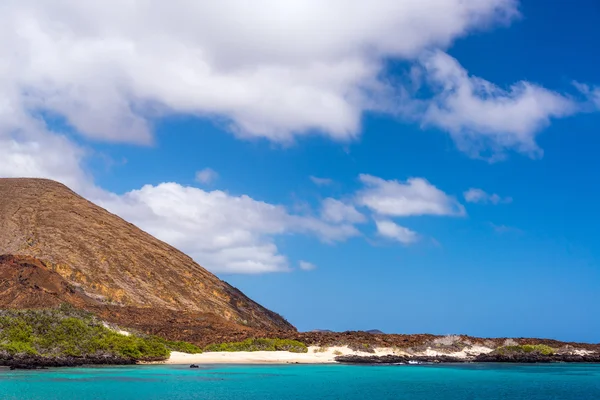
[1,363,600,400]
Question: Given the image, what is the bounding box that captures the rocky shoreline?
[0,355,137,370]
[335,353,600,364]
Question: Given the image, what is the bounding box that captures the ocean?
[1,363,600,399]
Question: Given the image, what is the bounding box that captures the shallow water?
[1,363,600,399]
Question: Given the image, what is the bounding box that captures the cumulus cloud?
[2,0,581,273]
[298,261,317,271]
[2,0,592,164]
[356,174,465,217]
[0,130,361,274]
[195,168,219,184]
[97,183,360,274]
[0,135,89,193]
[310,176,334,186]
[417,51,578,158]
[0,128,361,274]
[320,198,366,224]
[375,219,419,244]
[0,0,518,145]
[464,188,512,204]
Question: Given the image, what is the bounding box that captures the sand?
[161,344,505,365]
[164,346,399,365]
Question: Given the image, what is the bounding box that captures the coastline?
[161,346,383,365]
[3,345,600,369]
[157,345,600,366]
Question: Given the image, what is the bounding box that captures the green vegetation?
[152,337,203,354]
[313,346,329,353]
[348,343,376,353]
[0,306,201,361]
[497,344,555,356]
[204,338,308,353]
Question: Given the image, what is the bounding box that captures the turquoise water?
[1,364,600,399]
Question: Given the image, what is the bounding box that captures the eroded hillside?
[0,178,294,334]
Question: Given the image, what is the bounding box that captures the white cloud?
[4,0,584,274]
[375,219,419,244]
[0,127,360,274]
[97,183,360,274]
[195,168,219,184]
[321,198,366,224]
[490,223,523,234]
[356,174,465,217]
[417,51,578,158]
[0,0,518,145]
[310,176,334,186]
[0,135,89,193]
[464,188,512,204]
[299,261,317,271]
[574,82,600,109]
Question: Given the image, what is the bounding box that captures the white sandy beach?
[164,346,399,365]
[154,339,599,365]
[160,345,496,365]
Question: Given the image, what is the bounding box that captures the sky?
[1,0,599,342]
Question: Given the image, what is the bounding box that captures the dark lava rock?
[475,353,600,363]
[334,355,466,364]
[0,354,135,370]
[335,352,600,365]
[190,364,200,368]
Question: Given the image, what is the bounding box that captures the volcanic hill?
[0,178,294,345]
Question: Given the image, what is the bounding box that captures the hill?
[0,178,294,345]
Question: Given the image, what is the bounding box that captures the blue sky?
[1,0,599,342]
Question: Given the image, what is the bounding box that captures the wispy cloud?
[464,188,512,205]
[375,219,419,244]
[310,176,334,186]
[320,198,366,224]
[299,261,317,271]
[490,223,523,235]
[414,51,580,159]
[195,168,219,184]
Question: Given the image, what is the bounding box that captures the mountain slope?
[0,178,294,334]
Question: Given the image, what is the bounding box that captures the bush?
[204,338,308,353]
[151,337,203,354]
[432,335,462,347]
[496,344,555,356]
[348,343,375,353]
[0,308,200,361]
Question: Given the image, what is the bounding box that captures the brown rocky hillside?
[0,178,294,337]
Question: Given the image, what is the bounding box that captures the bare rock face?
[0,254,100,309]
[0,178,294,334]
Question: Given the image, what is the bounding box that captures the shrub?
[348,343,375,353]
[204,338,308,353]
[433,335,462,347]
[151,337,203,354]
[496,344,555,356]
[0,307,200,361]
